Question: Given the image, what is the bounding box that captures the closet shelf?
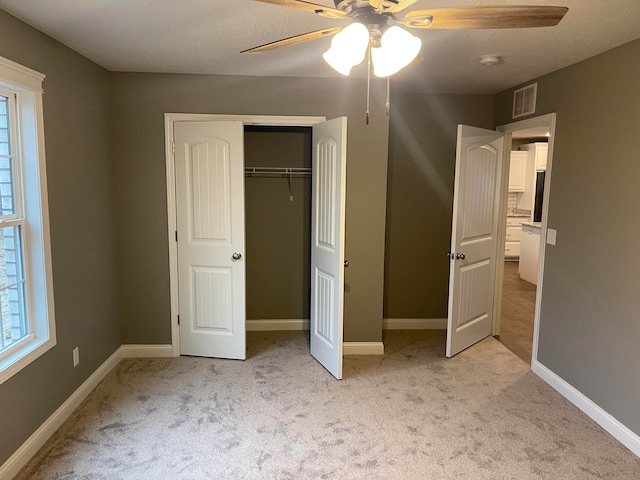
[244,167,311,177]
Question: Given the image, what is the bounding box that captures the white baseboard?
[383,318,447,330]
[343,342,384,355]
[244,318,447,332]
[0,347,124,480]
[121,344,173,358]
[246,319,309,331]
[532,360,640,458]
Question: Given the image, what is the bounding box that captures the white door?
[310,117,347,379]
[446,125,505,357]
[174,121,246,359]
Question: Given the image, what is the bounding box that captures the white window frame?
[0,55,55,385]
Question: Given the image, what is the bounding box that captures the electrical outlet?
[73,347,79,367]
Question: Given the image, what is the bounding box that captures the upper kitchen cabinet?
[508,151,528,192]
[520,142,548,171]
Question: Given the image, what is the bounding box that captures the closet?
[243,126,312,325]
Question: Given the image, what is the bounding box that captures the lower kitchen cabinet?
[505,241,521,258]
[519,223,541,284]
[505,217,526,259]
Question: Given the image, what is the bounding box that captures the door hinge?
[177,315,180,325]
[172,141,175,154]
[175,230,178,242]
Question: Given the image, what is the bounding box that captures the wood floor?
[497,261,536,364]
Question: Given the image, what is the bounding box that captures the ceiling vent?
[512,83,537,119]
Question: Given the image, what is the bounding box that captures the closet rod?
[244,167,311,176]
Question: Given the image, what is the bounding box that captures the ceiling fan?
[242,0,569,77]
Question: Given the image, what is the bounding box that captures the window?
[0,91,28,353]
[0,56,55,385]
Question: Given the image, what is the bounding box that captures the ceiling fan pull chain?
[366,43,371,126]
[288,169,294,202]
[386,76,390,117]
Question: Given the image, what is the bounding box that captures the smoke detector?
[480,55,502,66]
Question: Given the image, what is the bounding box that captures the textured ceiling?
[1,0,640,94]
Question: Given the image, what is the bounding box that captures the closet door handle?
[232,252,242,261]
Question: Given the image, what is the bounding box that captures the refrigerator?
[533,170,545,222]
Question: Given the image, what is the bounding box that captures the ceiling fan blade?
[254,0,346,18]
[369,0,418,14]
[403,6,569,29]
[241,27,343,53]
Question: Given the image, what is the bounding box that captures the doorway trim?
[164,113,326,357]
[494,112,557,366]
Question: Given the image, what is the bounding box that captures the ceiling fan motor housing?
[335,0,391,44]
[334,0,374,13]
[335,0,403,12]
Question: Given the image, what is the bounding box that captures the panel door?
[447,125,505,357]
[174,121,246,359]
[310,117,347,379]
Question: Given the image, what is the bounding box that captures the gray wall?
[244,127,311,320]
[0,10,119,465]
[384,93,494,319]
[111,73,389,344]
[495,38,640,436]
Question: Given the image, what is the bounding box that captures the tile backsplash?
[508,192,519,210]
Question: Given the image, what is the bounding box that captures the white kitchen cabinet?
[520,142,548,171]
[506,224,522,241]
[508,151,528,191]
[536,144,548,170]
[505,241,521,258]
[505,217,526,259]
[519,223,541,284]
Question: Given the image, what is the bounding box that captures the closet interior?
[243,125,312,324]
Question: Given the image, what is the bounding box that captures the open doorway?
[243,126,312,331]
[494,114,556,365]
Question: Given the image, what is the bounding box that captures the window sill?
[0,335,56,386]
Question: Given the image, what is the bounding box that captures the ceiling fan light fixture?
[322,22,370,76]
[371,26,421,77]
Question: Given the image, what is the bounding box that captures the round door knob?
[232,252,242,260]
[456,253,466,260]
[344,260,349,267]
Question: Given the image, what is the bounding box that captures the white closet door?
[310,117,347,379]
[174,121,246,359]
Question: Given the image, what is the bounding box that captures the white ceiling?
[1,0,640,94]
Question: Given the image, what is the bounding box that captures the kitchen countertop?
[521,221,542,229]
[507,209,531,218]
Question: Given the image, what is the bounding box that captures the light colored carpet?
[15,330,640,479]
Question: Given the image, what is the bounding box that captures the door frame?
[493,112,557,365]
[164,113,326,357]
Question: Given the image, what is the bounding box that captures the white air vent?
[512,83,537,118]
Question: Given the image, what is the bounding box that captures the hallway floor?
[498,261,536,364]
